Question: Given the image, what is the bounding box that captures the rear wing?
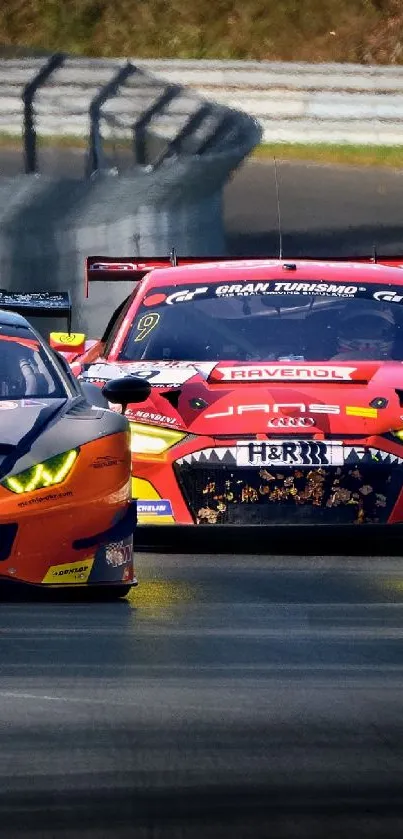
[84,251,403,298]
[84,251,243,297]
[315,255,403,268]
[0,290,72,331]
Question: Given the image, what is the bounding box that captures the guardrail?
[134,59,403,145]
[0,55,260,171]
[4,55,403,148]
[3,56,403,149]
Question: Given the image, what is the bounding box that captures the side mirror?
[49,332,86,353]
[102,376,151,413]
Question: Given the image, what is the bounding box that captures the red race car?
[52,251,403,529]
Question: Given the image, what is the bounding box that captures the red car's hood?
[81,359,403,437]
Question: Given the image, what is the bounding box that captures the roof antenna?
[371,245,378,264]
[273,157,283,260]
[170,247,178,266]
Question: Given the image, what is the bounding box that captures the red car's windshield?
[118,282,403,363]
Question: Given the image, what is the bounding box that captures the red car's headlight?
[130,422,186,455]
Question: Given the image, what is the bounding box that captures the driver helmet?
[336,306,396,359]
[0,339,37,397]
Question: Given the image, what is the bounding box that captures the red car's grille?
[174,462,401,525]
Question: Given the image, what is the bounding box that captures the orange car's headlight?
[130,422,186,455]
[2,449,78,494]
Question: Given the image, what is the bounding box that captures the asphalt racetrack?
[3,545,403,839]
[3,155,403,837]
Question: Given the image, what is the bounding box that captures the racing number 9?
[135,312,160,342]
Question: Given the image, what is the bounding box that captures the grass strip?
[2,133,403,170]
[252,143,403,168]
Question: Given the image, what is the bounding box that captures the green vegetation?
[1,0,403,63]
[253,143,403,168]
[3,133,403,169]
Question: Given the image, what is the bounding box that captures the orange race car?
[0,290,138,598]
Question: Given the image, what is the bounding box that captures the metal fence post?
[151,103,213,166]
[133,82,181,165]
[22,53,66,174]
[86,61,137,176]
[193,114,239,156]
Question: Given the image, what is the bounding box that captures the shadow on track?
[2,783,403,839]
[0,582,133,604]
[226,223,403,259]
[136,524,403,558]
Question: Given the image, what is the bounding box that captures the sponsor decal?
[138,279,403,311]
[142,288,209,306]
[0,291,68,309]
[128,409,178,426]
[205,403,379,420]
[0,399,46,413]
[373,290,403,303]
[91,456,122,469]
[42,558,94,584]
[142,292,166,307]
[122,562,137,584]
[139,279,378,307]
[18,490,73,507]
[177,444,403,468]
[345,406,378,419]
[84,361,215,389]
[81,363,117,382]
[143,293,168,308]
[236,439,344,467]
[268,416,315,428]
[105,541,132,568]
[205,402,341,419]
[137,500,173,517]
[215,282,271,297]
[90,262,140,271]
[215,281,364,298]
[166,287,209,305]
[79,376,107,386]
[215,365,356,382]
